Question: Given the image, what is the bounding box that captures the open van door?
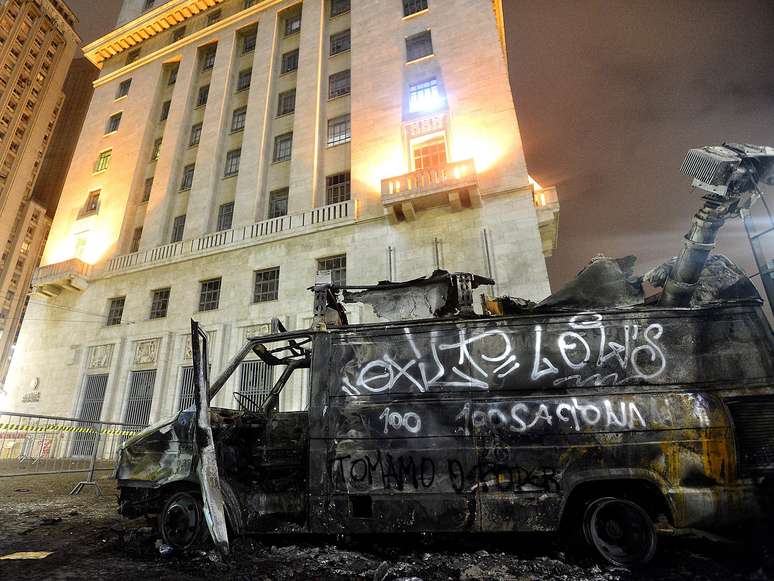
[191,320,230,556]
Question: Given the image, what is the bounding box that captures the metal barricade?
[0,410,145,495]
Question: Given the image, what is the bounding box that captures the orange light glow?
[364,146,406,193]
[450,123,507,174]
[529,175,543,190]
[47,226,113,266]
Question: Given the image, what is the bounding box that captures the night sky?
[69,0,774,291]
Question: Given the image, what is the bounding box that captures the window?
[268,188,288,218]
[331,0,350,17]
[130,226,143,252]
[238,360,272,411]
[202,48,216,71]
[253,267,279,302]
[285,14,301,36]
[207,9,221,25]
[281,49,299,74]
[406,30,433,62]
[326,171,351,204]
[273,132,293,162]
[217,202,234,231]
[199,278,221,311]
[413,137,447,170]
[142,177,154,202]
[116,79,132,99]
[105,112,122,134]
[143,0,155,11]
[94,150,111,172]
[409,78,442,113]
[318,254,346,286]
[224,149,241,177]
[178,366,196,411]
[151,137,162,161]
[180,164,195,190]
[150,288,170,319]
[236,68,252,91]
[243,31,257,53]
[328,69,350,99]
[244,0,258,8]
[277,89,296,116]
[330,29,350,55]
[159,100,171,121]
[172,27,186,43]
[106,297,125,326]
[190,123,202,146]
[196,84,209,107]
[126,49,141,65]
[231,106,246,132]
[168,64,179,84]
[403,0,428,17]
[82,189,101,215]
[171,215,186,243]
[327,114,351,147]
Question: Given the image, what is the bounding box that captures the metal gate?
[238,360,272,411]
[70,374,108,457]
[178,366,195,410]
[124,370,156,426]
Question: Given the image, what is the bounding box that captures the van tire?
[582,496,657,567]
[159,490,206,552]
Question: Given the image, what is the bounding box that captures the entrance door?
[71,373,108,457]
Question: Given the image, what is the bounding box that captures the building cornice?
[82,0,229,68]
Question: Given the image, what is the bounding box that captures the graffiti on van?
[339,312,667,397]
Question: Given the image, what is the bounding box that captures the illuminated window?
[224,149,241,177]
[281,49,299,74]
[116,79,132,99]
[130,226,143,252]
[243,30,257,53]
[236,68,252,92]
[409,78,442,113]
[254,267,280,302]
[107,297,125,326]
[231,107,247,132]
[277,89,296,116]
[150,288,170,319]
[330,29,350,55]
[190,123,202,146]
[151,137,162,161]
[317,254,346,287]
[406,30,432,62]
[326,172,351,204]
[196,84,209,107]
[159,100,171,121]
[207,9,221,26]
[327,114,351,147]
[126,49,141,65]
[105,112,122,134]
[285,14,301,36]
[202,48,216,71]
[94,150,111,173]
[413,137,447,170]
[403,0,428,17]
[171,215,186,242]
[273,133,293,162]
[268,188,288,218]
[198,278,221,311]
[331,0,350,17]
[217,202,234,231]
[180,164,195,190]
[142,177,153,202]
[328,69,350,99]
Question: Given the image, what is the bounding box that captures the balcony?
[381,159,480,223]
[32,258,93,297]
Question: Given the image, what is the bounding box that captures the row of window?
[105,255,346,325]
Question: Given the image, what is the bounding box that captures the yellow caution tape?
[0,422,141,437]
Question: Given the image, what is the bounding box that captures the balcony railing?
[381,159,480,222]
[104,199,356,276]
[32,258,93,297]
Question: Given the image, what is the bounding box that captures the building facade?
[2,0,560,427]
[0,0,79,389]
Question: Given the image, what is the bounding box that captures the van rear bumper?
[668,478,774,529]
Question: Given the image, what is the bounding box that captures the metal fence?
[0,410,146,493]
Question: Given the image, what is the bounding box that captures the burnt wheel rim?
[588,498,657,566]
[161,493,201,550]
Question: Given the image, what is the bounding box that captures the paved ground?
[0,473,773,580]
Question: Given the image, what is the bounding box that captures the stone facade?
[1,0,559,426]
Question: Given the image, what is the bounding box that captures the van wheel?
[582,497,657,567]
[159,491,205,551]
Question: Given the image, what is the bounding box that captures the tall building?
[2,0,559,426]
[0,0,79,389]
